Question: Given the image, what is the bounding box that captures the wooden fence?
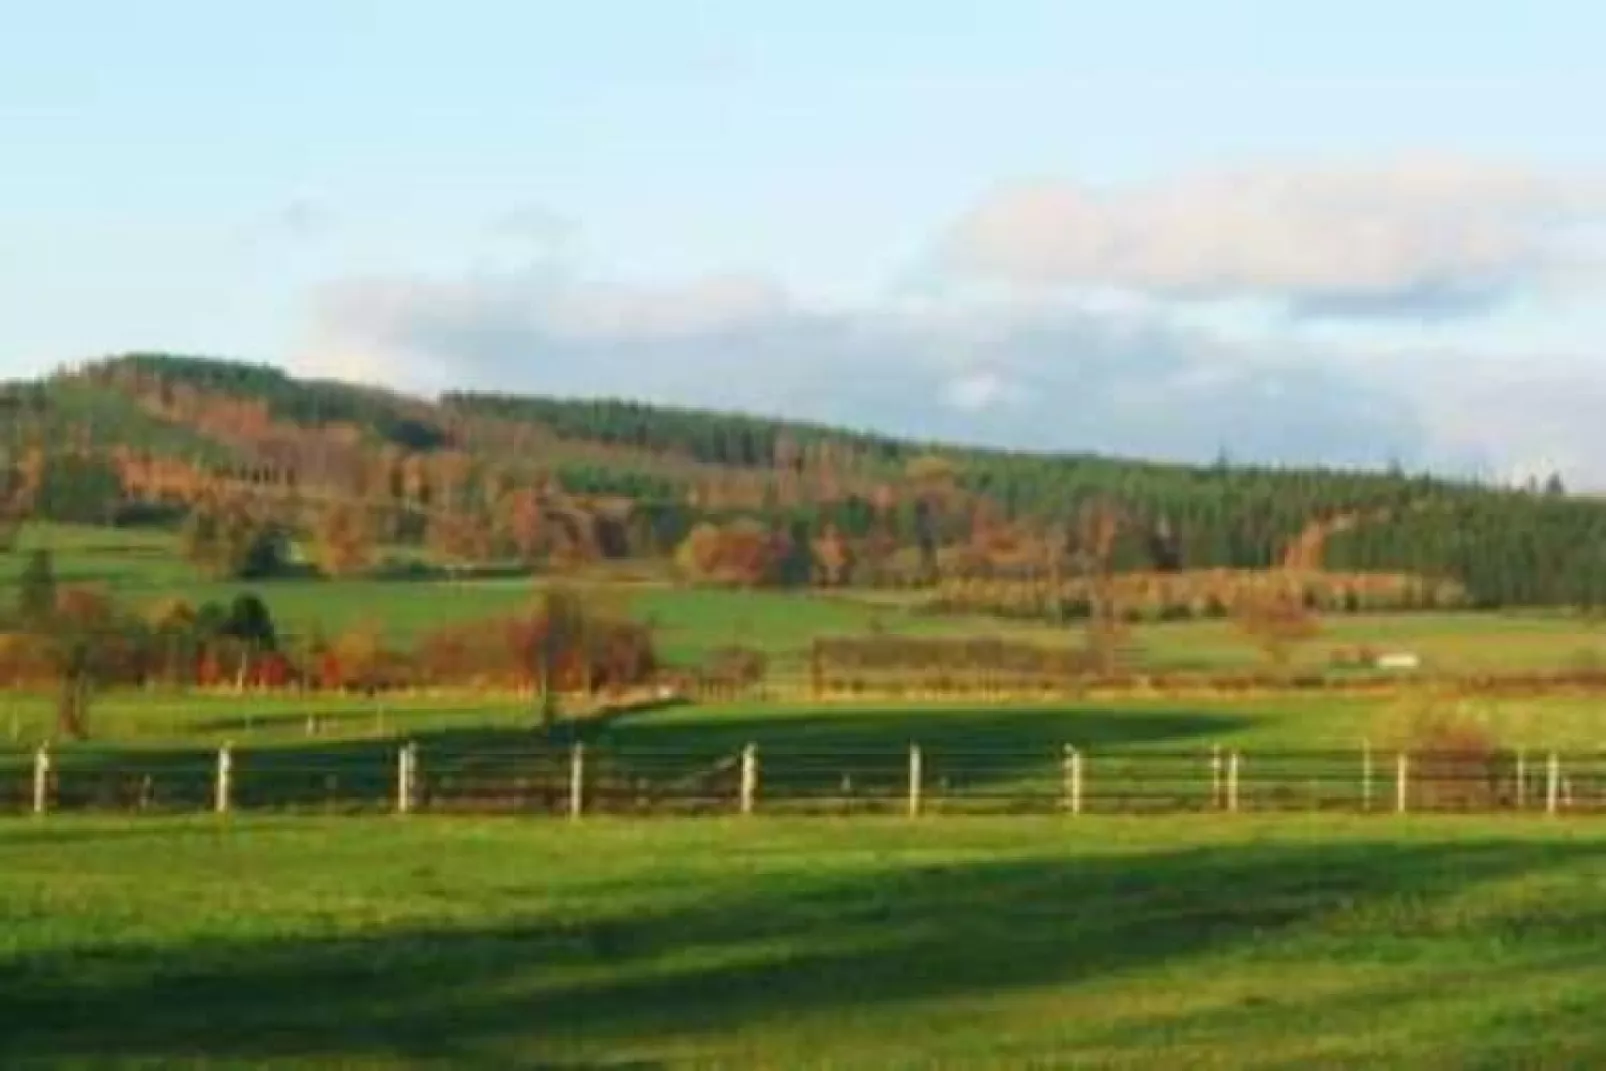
[2,742,1600,817]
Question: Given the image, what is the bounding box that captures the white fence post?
[1516,748,1527,811]
[568,742,585,820]
[1396,752,1409,814]
[1062,745,1084,815]
[396,742,416,814]
[739,743,758,816]
[1546,752,1560,816]
[1361,739,1373,812]
[32,744,50,816]
[1227,751,1241,814]
[908,744,922,817]
[215,742,233,815]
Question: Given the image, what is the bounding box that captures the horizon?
[4,2,1603,486]
[15,350,1557,492]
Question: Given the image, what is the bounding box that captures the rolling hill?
[3,351,1605,610]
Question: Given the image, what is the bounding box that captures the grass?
[1139,609,1606,675]
[4,815,1606,1068]
[7,531,1604,1063]
[3,685,1602,753]
[0,524,1073,658]
[9,522,1606,678]
[7,690,1606,822]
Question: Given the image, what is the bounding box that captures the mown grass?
[3,816,1606,1068]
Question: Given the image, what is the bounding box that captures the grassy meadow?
[7,526,1606,1066]
[6,522,1606,676]
[4,520,1606,768]
[6,816,1606,1068]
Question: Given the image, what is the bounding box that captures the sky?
[3,1,1604,483]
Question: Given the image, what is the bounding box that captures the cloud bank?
[302,267,1428,470]
[946,158,1601,318]
[295,157,1606,485]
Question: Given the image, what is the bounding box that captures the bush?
[1382,701,1505,811]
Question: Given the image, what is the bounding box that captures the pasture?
[5,816,1606,1068]
[4,690,1605,821]
[8,527,1606,1066]
[6,522,1606,676]
[0,683,1600,754]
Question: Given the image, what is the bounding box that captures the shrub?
[1379,700,1505,812]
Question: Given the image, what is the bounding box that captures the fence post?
[739,743,758,816]
[1395,752,1409,814]
[908,744,922,818]
[1361,739,1373,813]
[1211,745,1223,810]
[1516,748,1527,811]
[1227,750,1240,814]
[396,742,415,814]
[1546,752,1560,816]
[1062,745,1084,815]
[215,742,233,815]
[32,744,50,816]
[568,742,585,820]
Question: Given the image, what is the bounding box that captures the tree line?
[3,352,1603,609]
[0,550,657,739]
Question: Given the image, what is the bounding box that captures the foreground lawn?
[3,816,1606,1068]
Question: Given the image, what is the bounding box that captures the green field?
[3,689,1603,827]
[7,523,1606,678]
[4,816,1605,1068]
[1,685,1599,754]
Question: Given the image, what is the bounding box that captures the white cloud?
[1401,354,1606,485]
[290,157,1606,487]
[946,157,1603,318]
[299,266,1427,471]
[942,368,1024,412]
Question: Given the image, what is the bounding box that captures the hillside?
[4,351,1606,610]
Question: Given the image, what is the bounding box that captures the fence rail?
[4,742,1604,818]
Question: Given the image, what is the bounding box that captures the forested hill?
[3,352,1604,610]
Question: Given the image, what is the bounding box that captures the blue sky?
[4,1,1604,481]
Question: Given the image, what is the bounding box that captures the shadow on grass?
[0,705,1257,815]
[580,704,1252,752]
[0,836,1593,1067]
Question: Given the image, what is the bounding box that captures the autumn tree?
[811,522,853,586]
[1074,497,1128,673]
[1233,582,1321,669]
[904,454,959,583]
[326,621,388,690]
[673,519,783,586]
[37,586,132,740]
[315,503,376,576]
[500,487,547,564]
[533,583,587,730]
[144,597,200,687]
[674,522,724,582]
[182,499,286,579]
[0,457,26,553]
